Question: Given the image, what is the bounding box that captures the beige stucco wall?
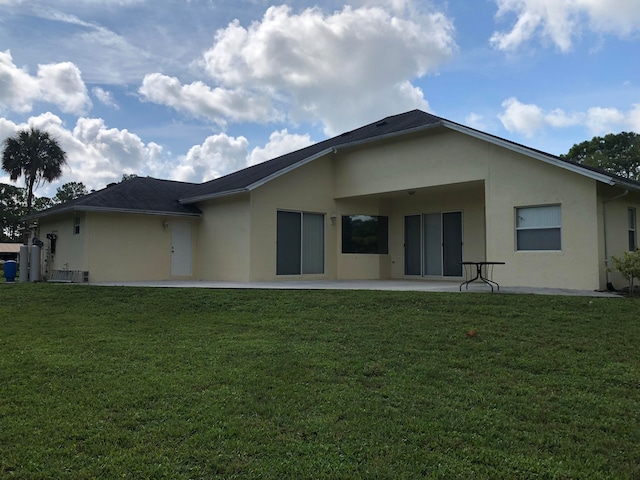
[334,129,489,198]
[597,185,640,290]
[332,129,604,289]
[38,212,200,282]
[196,194,251,282]
[248,155,337,281]
[38,214,87,277]
[84,212,199,282]
[387,181,486,279]
[335,197,392,279]
[483,146,602,290]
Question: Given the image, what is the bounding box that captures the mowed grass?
[0,285,639,479]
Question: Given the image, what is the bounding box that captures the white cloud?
[629,104,640,132]
[0,113,163,195]
[37,62,90,114]
[171,128,314,183]
[1,110,320,194]
[0,50,40,113]
[144,3,455,135]
[498,97,546,136]
[92,87,119,109]
[498,97,640,137]
[0,50,91,115]
[465,113,489,131]
[248,129,313,166]
[172,134,250,183]
[584,107,626,135]
[490,0,640,52]
[139,73,275,126]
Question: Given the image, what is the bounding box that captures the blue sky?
[0,0,639,197]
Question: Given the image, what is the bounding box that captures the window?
[515,205,561,251]
[629,208,637,251]
[277,211,324,275]
[73,217,81,235]
[342,215,389,254]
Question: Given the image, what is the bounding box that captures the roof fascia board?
[441,121,629,188]
[179,188,249,205]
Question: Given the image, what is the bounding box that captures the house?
[25,110,640,290]
[0,243,20,261]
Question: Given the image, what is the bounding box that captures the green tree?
[1,128,68,212]
[561,132,640,180]
[0,183,28,242]
[53,181,88,204]
[0,183,53,241]
[611,250,640,294]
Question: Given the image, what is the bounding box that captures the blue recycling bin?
[4,260,17,282]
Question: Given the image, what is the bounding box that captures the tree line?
[0,181,88,242]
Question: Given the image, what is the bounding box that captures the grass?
[0,284,639,479]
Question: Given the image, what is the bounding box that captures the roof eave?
[179,188,250,205]
[25,205,202,222]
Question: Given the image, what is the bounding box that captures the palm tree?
[1,127,67,212]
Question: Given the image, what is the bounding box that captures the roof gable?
[180,110,444,203]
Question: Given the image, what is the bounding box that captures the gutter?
[603,189,629,290]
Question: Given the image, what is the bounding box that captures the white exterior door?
[171,222,192,276]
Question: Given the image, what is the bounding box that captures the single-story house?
[25,109,640,290]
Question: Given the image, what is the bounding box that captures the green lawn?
[1,284,639,479]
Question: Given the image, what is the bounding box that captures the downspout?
[603,189,629,290]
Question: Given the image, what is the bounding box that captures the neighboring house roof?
[0,243,21,254]
[25,177,202,221]
[27,109,640,221]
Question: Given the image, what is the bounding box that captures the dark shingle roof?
[27,109,640,221]
[26,176,202,220]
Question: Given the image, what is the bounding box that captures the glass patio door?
[404,212,462,277]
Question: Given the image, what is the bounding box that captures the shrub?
[611,249,640,294]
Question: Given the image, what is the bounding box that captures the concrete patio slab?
[90,279,621,297]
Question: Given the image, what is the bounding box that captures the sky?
[0,0,639,197]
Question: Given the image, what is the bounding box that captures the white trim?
[179,188,249,205]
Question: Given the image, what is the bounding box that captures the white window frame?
[515,204,562,251]
[73,216,81,235]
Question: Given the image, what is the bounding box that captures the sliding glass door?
[277,211,324,275]
[404,211,462,277]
